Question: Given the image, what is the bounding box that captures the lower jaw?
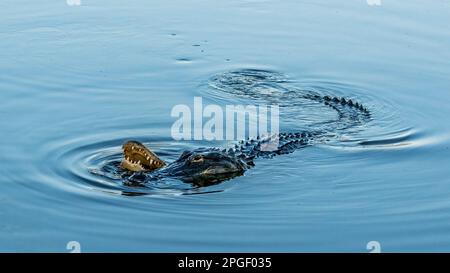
[121,160,146,172]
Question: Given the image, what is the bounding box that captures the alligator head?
[120,140,166,172]
[121,141,249,186]
[161,148,249,185]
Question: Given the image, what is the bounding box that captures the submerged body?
[120,69,370,186]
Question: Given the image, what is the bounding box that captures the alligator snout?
[120,141,166,172]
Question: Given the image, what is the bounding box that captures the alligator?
[120,69,371,186]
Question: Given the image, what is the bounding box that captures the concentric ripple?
[41,134,229,197]
[205,69,446,151]
[46,69,441,197]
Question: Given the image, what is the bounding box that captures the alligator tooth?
[132,146,135,150]
[147,156,150,160]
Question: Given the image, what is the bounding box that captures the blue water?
[1,0,450,252]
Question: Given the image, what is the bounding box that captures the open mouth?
[120,141,166,172]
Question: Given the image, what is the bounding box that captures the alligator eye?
[191,155,203,163]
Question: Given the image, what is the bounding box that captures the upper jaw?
[121,141,166,172]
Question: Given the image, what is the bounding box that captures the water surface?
[1,0,450,252]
